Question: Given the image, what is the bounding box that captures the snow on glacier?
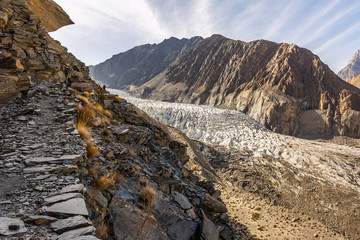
[109,88,360,190]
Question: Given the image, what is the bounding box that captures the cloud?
[314,22,360,54]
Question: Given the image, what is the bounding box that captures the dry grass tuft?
[86,139,100,159]
[95,222,109,239]
[77,94,91,105]
[139,177,149,187]
[141,186,156,210]
[103,110,112,118]
[94,172,120,190]
[78,105,96,127]
[114,96,121,103]
[77,124,91,140]
[95,104,104,112]
[100,127,113,141]
[88,164,99,177]
[83,91,90,97]
[102,117,110,126]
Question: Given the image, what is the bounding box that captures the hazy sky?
[51,0,360,72]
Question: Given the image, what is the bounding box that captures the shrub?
[141,186,156,211]
[86,139,99,158]
[83,91,90,97]
[94,172,119,190]
[103,110,112,118]
[77,105,96,127]
[114,96,121,103]
[78,124,91,140]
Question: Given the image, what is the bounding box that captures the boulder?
[110,196,169,240]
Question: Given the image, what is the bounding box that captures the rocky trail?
[0,81,98,239]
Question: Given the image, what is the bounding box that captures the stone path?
[0,81,99,239]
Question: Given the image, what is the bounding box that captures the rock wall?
[0,0,91,107]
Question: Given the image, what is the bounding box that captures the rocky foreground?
[111,89,360,240]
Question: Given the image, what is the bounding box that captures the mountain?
[338,50,360,81]
[89,36,203,89]
[130,35,360,137]
[349,74,360,89]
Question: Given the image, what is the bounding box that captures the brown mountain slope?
[349,74,360,89]
[134,35,360,137]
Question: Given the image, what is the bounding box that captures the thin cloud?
[314,22,360,54]
[303,2,360,45]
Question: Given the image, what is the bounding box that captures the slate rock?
[193,210,219,240]
[55,226,95,240]
[60,184,84,194]
[26,215,58,225]
[202,194,228,213]
[44,192,82,205]
[50,215,91,234]
[44,198,89,217]
[166,220,198,240]
[172,191,192,210]
[0,217,27,236]
[110,195,169,240]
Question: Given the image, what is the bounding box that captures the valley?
[110,88,360,239]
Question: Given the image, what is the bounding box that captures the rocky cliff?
[133,35,360,137]
[0,1,237,239]
[89,36,203,89]
[338,50,360,81]
[0,0,91,107]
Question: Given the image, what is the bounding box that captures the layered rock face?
[89,36,203,89]
[0,0,91,106]
[133,35,360,137]
[338,50,360,81]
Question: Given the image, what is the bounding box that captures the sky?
[51,0,360,73]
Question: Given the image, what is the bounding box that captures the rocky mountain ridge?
[349,74,360,89]
[0,1,237,239]
[131,35,360,138]
[89,36,203,89]
[338,49,360,81]
[91,34,360,138]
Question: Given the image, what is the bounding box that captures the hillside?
[89,36,203,89]
[131,35,360,137]
[338,50,360,81]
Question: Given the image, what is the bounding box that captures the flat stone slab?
[72,236,101,240]
[60,184,84,194]
[23,165,78,174]
[72,235,100,240]
[25,155,82,166]
[44,192,82,205]
[0,217,27,236]
[173,191,192,210]
[26,215,58,225]
[44,198,89,217]
[56,226,95,240]
[50,215,91,234]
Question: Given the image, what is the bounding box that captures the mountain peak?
[338,49,360,81]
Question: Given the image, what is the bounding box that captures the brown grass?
[141,186,156,210]
[103,110,112,118]
[114,96,121,103]
[88,164,99,176]
[102,117,110,125]
[94,172,120,190]
[95,104,104,112]
[77,94,91,105]
[86,139,99,159]
[77,124,91,140]
[83,91,90,97]
[95,222,109,239]
[77,105,96,127]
